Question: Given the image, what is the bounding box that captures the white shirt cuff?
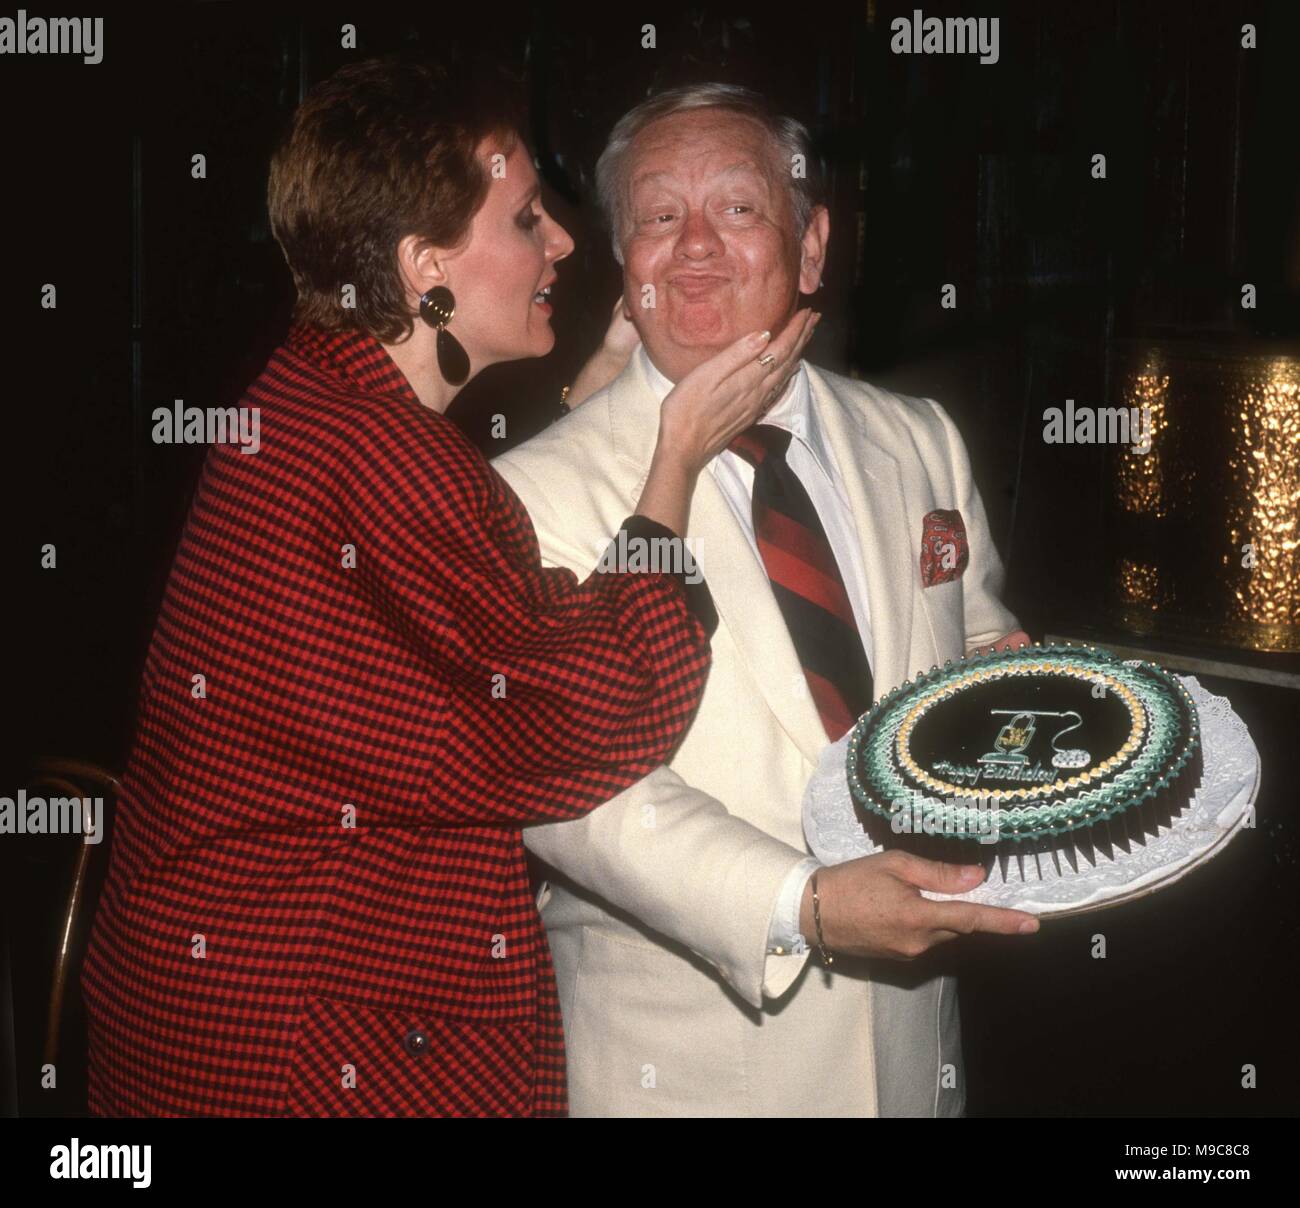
[766,857,821,954]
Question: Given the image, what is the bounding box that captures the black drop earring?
[419,285,470,386]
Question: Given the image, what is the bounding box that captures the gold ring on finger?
[757,353,776,366]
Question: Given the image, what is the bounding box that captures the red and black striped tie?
[729,424,873,741]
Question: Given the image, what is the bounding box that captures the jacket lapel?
[805,365,917,698]
[606,354,931,753]
[609,354,828,764]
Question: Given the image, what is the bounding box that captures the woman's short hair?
[268,56,520,343]
[595,83,822,265]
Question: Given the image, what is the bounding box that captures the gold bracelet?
[811,871,834,968]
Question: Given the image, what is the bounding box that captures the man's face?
[619,109,825,382]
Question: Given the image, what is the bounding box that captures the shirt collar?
[286,321,417,401]
[636,342,832,473]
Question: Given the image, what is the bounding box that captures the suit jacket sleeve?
[925,399,1021,651]
[328,402,711,830]
[494,454,811,1010]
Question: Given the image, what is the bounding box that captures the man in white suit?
[493,83,1038,1117]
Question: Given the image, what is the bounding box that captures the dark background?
[3,0,1297,1118]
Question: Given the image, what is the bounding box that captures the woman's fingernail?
[752,329,772,345]
[1018,919,1039,934]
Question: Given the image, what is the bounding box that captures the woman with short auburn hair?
[81,55,813,1117]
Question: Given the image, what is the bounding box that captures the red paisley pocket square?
[920,509,970,587]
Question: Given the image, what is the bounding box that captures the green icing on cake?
[847,644,1201,845]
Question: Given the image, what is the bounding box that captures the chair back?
[23,759,120,1069]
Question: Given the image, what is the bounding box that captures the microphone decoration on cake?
[979,711,1036,767]
[977,709,1092,771]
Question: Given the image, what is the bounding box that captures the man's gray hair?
[595,83,820,265]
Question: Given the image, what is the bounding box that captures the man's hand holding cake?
[797,851,1038,964]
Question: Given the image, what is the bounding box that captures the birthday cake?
[846,644,1202,877]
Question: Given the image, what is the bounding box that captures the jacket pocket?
[280,994,535,1117]
[566,926,743,1116]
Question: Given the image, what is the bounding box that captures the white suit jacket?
[492,350,1019,1117]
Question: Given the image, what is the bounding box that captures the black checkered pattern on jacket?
[81,323,710,1117]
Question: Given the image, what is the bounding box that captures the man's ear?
[797,205,830,295]
[395,234,448,308]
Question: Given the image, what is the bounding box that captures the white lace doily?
[802,675,1259,917]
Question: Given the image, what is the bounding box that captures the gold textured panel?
[1116,353,1170,517]
[1225,359,1300,632]
[1108,344,1300,652]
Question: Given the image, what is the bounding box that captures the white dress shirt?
[639,345,876,958]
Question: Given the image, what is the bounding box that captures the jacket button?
[403,1029,429,1056]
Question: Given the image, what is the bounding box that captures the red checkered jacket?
[82,323,711,1117]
